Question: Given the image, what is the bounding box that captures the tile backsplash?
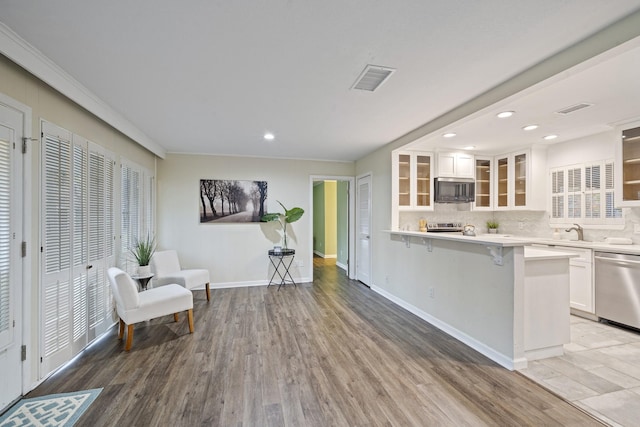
[399,204,640,243]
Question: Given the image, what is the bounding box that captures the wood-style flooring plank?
[23,258,604,426]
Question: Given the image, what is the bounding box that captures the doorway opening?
[309,176,355,282]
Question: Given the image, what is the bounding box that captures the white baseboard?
[313,250,336,259]
[336,261,347,271]
[371,285,519,371]
[207,277,313,289]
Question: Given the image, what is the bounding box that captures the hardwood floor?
[27,257,603,426]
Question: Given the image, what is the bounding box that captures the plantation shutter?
[605,162,622,218]
[550,169,564,219]
[121,164,139,270]
[41,122,117,377]
[87,145,115,339]
[41,122,73,374]
[584,165,601,219]
[567,167,582,218]
[0,131,12,350]
[70,140,88,354]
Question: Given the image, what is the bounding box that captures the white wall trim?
[0,92,34,395]
[0,22,166,159]
[370,285,524,371]
[312,250,337,259]
[336,261,347,271]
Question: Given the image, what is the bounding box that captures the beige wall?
[156,153,354,286]
[0,54,157,386]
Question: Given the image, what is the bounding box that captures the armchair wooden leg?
[125,324,134,351]
[187,309,194,333]
[174,313,179,322]
[118,318,125,340]
[205,283,211,302]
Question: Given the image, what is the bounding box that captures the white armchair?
[150,250,211,301]
[107,267,194,351]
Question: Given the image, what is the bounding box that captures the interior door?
[0,102,24,410]
[356,174,372,286]
[41,124,117,379]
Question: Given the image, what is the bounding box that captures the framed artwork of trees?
[199,179,267,223]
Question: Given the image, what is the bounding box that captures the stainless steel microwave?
[434,177,475,203]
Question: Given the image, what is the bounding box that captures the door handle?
[86,264,93,270]
[595,256,640,266]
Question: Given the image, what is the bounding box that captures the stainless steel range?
[426,222,463,232]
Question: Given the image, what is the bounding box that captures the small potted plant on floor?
[131,234,156,276]
[486,220,499,234]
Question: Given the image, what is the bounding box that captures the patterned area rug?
[0,388,102,427]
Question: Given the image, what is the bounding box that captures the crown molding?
[0,21,166,159]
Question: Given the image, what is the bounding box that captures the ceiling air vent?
[351,65,395,91]
[555,103,593,115]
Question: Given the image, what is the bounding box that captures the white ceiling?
[409,38,640,154]
[1,1,640,161]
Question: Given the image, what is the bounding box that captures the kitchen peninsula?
[383,230,576,370]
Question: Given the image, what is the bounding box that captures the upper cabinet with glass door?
[493,147,546,210]
[473,157,492,210]
[616,121,640,207]
[392,150,434,210]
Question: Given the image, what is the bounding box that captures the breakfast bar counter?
[381,230,575,370]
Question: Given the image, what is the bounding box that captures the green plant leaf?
[130,234,156,266]
[261,213,281,222]
[285,207,304,223]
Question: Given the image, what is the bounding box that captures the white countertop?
[386,230,530,247]
[387,230,640,255]
[523,246,579,260]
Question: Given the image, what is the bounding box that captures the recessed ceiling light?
[443,132,456,138]
[497,111,514,119]
[463,146,475,150]
[523,124,539,131]
[263,132,275,141]
[543,134,558,141]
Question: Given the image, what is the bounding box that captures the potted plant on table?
[261,201,304,249]
[130,234,156,276]
[486,220,499,234]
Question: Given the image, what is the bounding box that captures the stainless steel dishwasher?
[595,251,640,329]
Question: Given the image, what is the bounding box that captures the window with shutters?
[567,167,582,218]
[550,160,623,227]
[551,170,564,219]
[120,160,154,272]
[40,121,116,377]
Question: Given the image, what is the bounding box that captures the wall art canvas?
[200,179,267,223]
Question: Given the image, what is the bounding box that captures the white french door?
[41,122,115,377]
[0,99,25,410]
[356,173,372,286]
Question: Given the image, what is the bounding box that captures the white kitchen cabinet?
[568,248,594,315]
[615,119,640,207]
[523,247,572,360]
[494,147,546,210]
[392,150,434,210]
[437,152,474,178]
[473,156,492,210]
[532,244,594,316]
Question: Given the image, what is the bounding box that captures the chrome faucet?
[565,223,584,241]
